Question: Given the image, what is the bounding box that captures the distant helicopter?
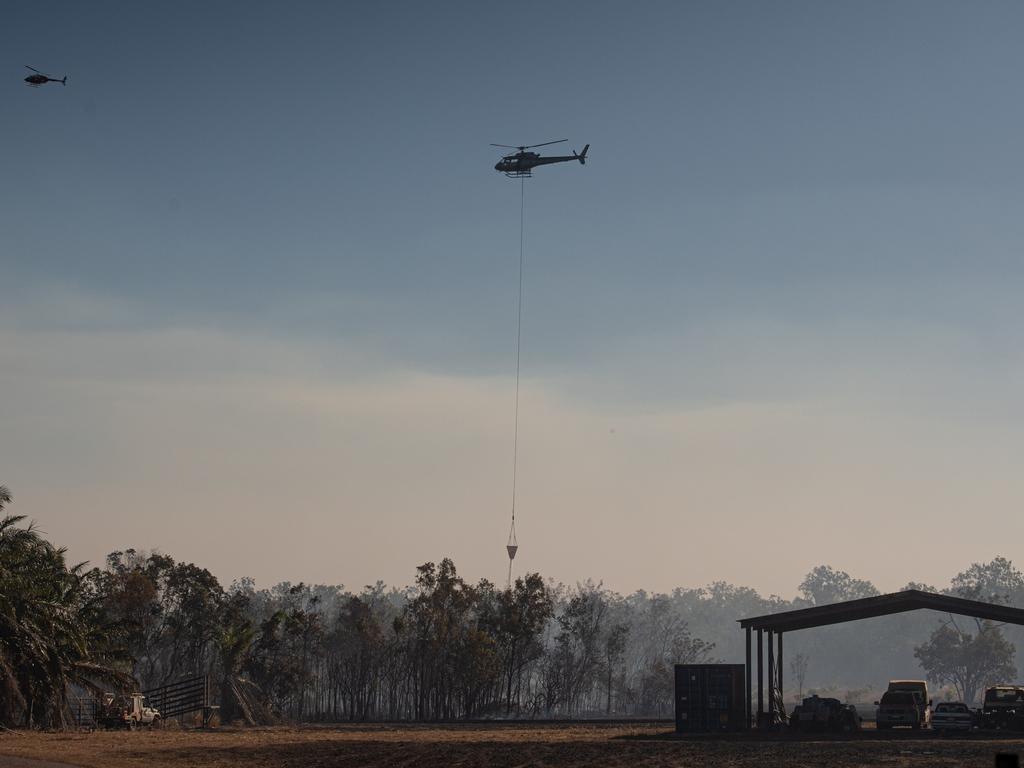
[24,66,66,87]
[492,139,589,178]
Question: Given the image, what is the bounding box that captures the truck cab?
[125,694,161,728]
[982,686,1024,729]
[888,680,929,705]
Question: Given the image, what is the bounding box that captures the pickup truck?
[931,702,975,732]
[97,692,161,729]
[982,686,1024,730]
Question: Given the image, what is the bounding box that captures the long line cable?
[510,176,524,542]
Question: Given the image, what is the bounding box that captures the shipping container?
[675,663,747,732]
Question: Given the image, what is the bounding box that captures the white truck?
[98,692,161,729]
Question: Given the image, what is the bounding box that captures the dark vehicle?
[983,686,1024,730]
[23,65,66,87]
[790,695,862,732]
[875,690,929,729]
[491,139,589,178]
[931,701,976,732]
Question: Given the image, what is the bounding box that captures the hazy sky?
[4,1,1024,598]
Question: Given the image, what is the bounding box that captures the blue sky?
[4,1,1024,595]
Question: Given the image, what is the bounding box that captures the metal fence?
[143,675,210,720]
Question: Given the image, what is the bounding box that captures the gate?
[144,675,215,723]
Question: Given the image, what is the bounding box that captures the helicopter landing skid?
[502,171,532,179]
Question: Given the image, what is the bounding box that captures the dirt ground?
[2,722,1024,768]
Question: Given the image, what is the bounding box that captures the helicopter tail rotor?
[61,76,67,86]
[573,144,590,164]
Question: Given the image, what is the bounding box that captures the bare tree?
[790,653,810,701]
[603,623,629,714]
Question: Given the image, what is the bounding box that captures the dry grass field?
[2,722,1024,768]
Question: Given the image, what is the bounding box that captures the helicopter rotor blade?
[25,65,43,74]
[522,139,567,149]
[490,144,522,149]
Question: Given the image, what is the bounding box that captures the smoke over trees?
[4,485,1024,726]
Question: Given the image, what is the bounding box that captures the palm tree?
[0,487,132,727]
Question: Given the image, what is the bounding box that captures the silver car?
[931,701,975,731]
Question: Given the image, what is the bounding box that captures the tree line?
[1,484,1022,727]
[91,554,715,723]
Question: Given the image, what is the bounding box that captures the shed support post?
[756,629,763,726]
[777,631,783,721]
[767,630,774,727]
[745,626,752,729]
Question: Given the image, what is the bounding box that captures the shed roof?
[739,589,1024,633]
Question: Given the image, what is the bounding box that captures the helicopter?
[492,139,589,178]
[24,66,66,87]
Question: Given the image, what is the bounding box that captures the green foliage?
[951,558,1024,605]
[799,565,880,606]
[0,491,131,728]
[87,549,226,690]
[914,621,1016,704]
[480,572,554,714]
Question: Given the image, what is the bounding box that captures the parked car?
[790,695,862,732]
[931,701,975,732]
[875,690,930,729]
[982,686,1024,730]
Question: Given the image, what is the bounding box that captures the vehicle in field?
[931,701,976,731]
[97,692,161,729]
[887,680,930,706]
[790,695,862,732]
[982,686,1024,729]
[875,690,929,729]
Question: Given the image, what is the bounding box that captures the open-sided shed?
[738,589,1024,727]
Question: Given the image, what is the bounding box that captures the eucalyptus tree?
[915,621,1016,704]
[479,572,553,714]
